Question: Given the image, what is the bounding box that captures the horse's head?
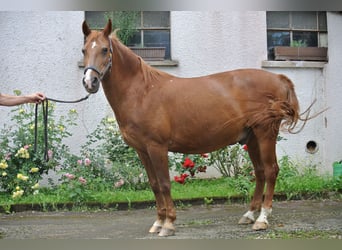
[82,19,113,94]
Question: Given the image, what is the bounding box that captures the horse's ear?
[82,20,91,37]
[103,19,112,37]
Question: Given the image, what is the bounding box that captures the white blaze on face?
[84,41,98,89]
[84,69,93,84]
[91,41,97,49]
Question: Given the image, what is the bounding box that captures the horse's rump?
[247,73,300,137]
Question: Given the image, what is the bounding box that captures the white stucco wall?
[167,11,267,77]
[324,12,342,171]
[0,11,111,154]
[0,11,341,174]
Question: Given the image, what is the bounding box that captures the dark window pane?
[292,12,317,30]
[267,12,289,29]
[318,12,327,31]
[144,30,170,59]
[85,11,107,29]
[293,31,318,47]
[127,31,142,47]
[143,11,170,28]
[267,31,290,47]
[267,31,290,60]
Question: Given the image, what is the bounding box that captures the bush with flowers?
[0,90,77,199]
[171,153,209,184]
[57,155,119,203]
[208,143,252,178]
[77,116,149,191]
[170,144,253,184]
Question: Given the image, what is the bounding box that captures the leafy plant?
[290,39,307,47]
[207,143,252,178]
[105,11,139,45]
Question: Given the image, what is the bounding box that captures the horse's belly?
[168,125,247,154]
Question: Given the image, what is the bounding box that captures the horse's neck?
[101,40,148,123]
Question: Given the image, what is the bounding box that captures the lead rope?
[34,94,91,161]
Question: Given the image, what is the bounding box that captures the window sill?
[78,59,178,68]
[261,60,326,69]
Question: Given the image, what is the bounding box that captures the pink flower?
[84,158,91,166]
[5,153,12,160]
[23,145,30,149]
[201,153,208,158]
[78,176,87,185]
[242,144,248,151]
[47,150,53,160]
[64,173,75,180]
[77,159,83,165]
[114,179,125,188]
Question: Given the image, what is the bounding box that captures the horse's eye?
[102,47,108,54]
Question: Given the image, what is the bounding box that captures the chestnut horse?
[81,19,301,236]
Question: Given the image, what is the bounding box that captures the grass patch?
[0,173,340,212]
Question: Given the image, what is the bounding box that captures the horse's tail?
[278,74,301,133]
[278,74,327,134]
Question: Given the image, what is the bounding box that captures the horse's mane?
[109,32,173,84]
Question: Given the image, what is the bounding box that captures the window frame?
[84,11,172,62]
[266,11,328,61]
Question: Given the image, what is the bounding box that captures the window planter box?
[274,46,328,61]
[129,47,166,61]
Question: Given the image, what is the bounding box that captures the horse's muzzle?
[82,75,100,94]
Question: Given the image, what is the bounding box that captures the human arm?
[0,92,46,106]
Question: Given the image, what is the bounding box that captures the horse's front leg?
[138,146,176,236]
[146,145,176,237]
[136,150,167,234]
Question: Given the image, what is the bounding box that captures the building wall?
[324,12,342,172]
[0,11,340,174]
[168,11,267,76]
[0,11,110,154]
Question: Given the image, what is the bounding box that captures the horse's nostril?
[91,77,99,87]
[82,77,87,87]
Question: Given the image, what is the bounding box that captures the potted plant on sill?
[273,40,328,61]
[106,11,166,61]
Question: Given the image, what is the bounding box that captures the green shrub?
[0,91,77,198]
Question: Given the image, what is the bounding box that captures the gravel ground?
[0,199,341,239]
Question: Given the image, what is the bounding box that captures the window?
[85,11,171,60]
[266,12,328,60]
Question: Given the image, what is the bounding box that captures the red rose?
[242,144,248,151]
[182,157,195,168]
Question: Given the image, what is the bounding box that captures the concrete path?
[0,199,341,239]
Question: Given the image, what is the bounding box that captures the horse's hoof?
[252,221,268,231]
[158,227,175,237]
[238,216,254,225]
[149,224,162,234]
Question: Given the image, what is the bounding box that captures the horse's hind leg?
[238,132,265,225]
[252,135,279,230]
[238,128,279,230]
[251,126,279,230]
